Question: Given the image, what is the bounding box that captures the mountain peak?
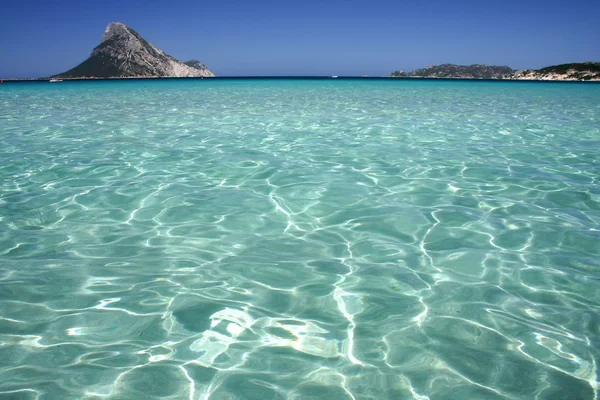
[54,23,214,78]
[101,22,130,43]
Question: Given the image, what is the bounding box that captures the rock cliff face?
[54,22,214,78]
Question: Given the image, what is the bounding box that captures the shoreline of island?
[2,76,600,83]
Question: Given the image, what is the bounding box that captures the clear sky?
[1,0,599,78]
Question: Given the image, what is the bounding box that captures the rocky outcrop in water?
[54,22,214,78]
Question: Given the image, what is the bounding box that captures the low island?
[388,62,600,81]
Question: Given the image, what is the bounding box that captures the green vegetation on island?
[389,62,600,81]
[389,64,513,79]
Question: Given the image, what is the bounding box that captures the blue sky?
[1,0,599,78]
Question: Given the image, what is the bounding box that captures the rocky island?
[389,62,600,81]
[53,22,214,79]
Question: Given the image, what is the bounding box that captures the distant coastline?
[388,62,600,81]
[2,63,600,82]
[3,76,600,83]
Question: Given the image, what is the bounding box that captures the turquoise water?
[0,79,599,399]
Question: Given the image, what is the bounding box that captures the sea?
[0,78,599,399]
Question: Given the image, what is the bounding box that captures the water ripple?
[0,79,599,399]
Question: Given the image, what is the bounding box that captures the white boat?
[331,76,338,78]
[49,79,63,83]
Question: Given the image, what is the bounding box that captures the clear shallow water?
[0,79,599,399]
